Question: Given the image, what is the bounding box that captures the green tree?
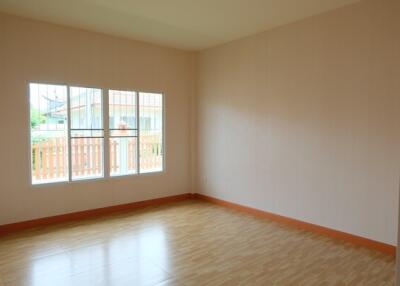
[30,108,46,129]
[31,108,47,144]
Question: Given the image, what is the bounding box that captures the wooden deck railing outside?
[32,136,162,181]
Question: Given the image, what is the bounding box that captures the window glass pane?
[109,90,137,130]
[30,83,68,184]
[71,138,103,180]
[139,92,163,173]
[110,130,137,137]
[110,137,138,176]
[109,90,137,176]
[70,87,103,130]
[71,130,104,138]
[70,87,104,180]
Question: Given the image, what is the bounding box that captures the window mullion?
[136,91,140,174]
[104,89,110,178]
[67,86,72,182]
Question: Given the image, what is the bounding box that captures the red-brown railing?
[32,138,68,180]
[140,136,163,171]
[32,136,162,181]
[71,138,103,177]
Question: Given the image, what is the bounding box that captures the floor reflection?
[26,225,171,286]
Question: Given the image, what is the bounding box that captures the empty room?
[0,0,399,285]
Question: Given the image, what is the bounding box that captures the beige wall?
[0,13,195,224]
[196,0,400,245]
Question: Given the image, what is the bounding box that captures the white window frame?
[28,81,165,186]
[68,85,105,181]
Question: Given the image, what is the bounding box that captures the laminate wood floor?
[0,200,395,286]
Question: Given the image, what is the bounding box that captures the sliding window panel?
[139,92,163,173]
[30,83,69,184]
[70,87,104,180]
[109,90,138,176]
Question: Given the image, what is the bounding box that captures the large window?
[29,83,164,185]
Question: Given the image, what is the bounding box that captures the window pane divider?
[70,128,104,131]
[109,128,137,131]
[103,89,110,179]
[136,92,140,174]
[70,136,105,139]
[110,136,137,138]
[67,87,72,182]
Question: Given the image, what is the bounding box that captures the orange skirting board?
[0,193,192,236]
[0,192,395,256]
[193,193,396,256]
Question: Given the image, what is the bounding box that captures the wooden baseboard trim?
[1,192,395,256]
[0,193,192,236]
[193,193,396,256]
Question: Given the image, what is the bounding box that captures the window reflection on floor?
[28,225,169,286]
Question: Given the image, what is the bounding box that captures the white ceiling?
[0,0,360,50]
